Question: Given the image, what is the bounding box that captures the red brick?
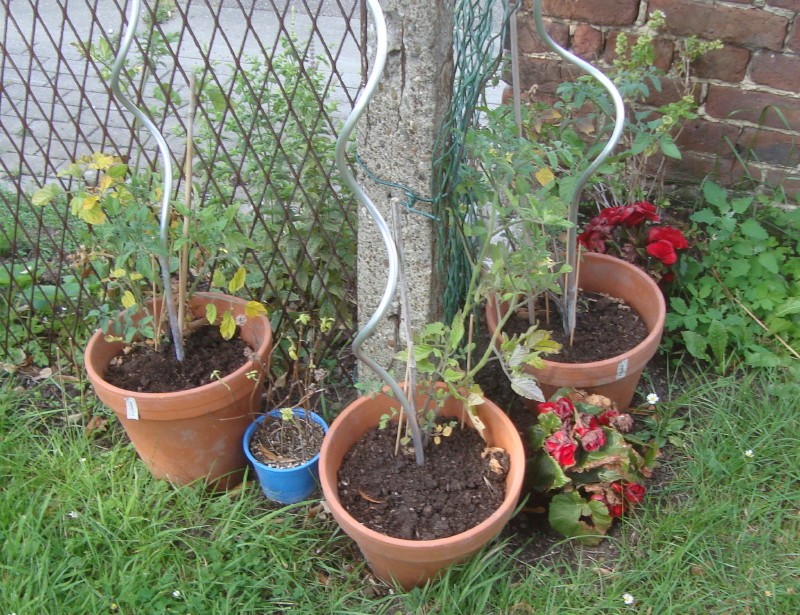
[537,0,640,26]
[649,0,788,52]
[751,52,800,93]
[791,20,800,53]
[675,119,741,157]
[691,45,750,83]
[762,168,800,198]
[662,151,744,186]
[738,126,800,167]
[766,0,800,10]
[517,57,582,96]
[706,85,800,130]
[604,32,674,71]
[572,24,603,60]
[515,17,568,55]
[643,77,701,107]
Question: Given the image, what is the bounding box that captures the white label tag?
[615,359,629,380]
[125,397,139,420]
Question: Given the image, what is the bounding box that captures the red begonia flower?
[648,226,688,250]
[580,427,607,452]
[622,482,646,504]
[537,397,575,421]
[578,229,609,253]
[646,239,678,265]
[621,201,660,227]
[544,430,578,468]
[597,408,619,426]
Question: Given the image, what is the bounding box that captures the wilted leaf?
[121,291,136,309]
[510,372,544,401]
[84,415,108,435]
[535,167,556,186]
[205,303,218,325]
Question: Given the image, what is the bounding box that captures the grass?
[1,367,798,614]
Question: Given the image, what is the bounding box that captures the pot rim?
[487,251,666,370]
[319,388,525,551]
[85,292,272,400]
[244,408,329,473]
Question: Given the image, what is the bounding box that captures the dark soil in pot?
[337,422,509,540]
[505,291,648,363]
[102,325,253,393]
[249,414,325,468]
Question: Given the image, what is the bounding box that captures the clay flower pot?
[85,292,272,489]
[318,386,525,589]
[486,252,666,409]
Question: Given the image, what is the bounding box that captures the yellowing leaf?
[244,301,268,318]
[79,204,107,225]
[31,184,62,206]
[535,167,556,186]
[121,291,136,309]
[90,152,117,170]
[220,310,236,340]
[98,174,116,192]
[211,269,226,289]
[111,268,126,278]
[227,266,246,293]
[205,303,218,325]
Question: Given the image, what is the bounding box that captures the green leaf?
[707,319,728,363]
[739,219,768,241]
[449,312,465,352]
[548,492,609,545]
[510,372,544,401]
[702,180,728,210]
[659,138,682,159]
[682,330,709,360]
[690,208,717,225]
[31,183,62,206]
[525,451,570,493]
[757,251,779,274]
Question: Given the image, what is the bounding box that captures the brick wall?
[512,0,800,195]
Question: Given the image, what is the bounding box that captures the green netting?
[432,0,519,323]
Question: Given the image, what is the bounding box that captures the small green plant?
[669,180,800,370]
[32,152,267,349]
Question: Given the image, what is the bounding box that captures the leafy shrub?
[669,180,800,370]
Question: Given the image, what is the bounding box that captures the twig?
[178,74,196,335]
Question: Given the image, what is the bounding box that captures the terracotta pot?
[319,385,525,589]
[486,252,666,409]
[85,292,272,489]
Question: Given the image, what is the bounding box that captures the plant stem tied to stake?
[334,0,424,464]
[531,0,625,342]
[110,0,184,361]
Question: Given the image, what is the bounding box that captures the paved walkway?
[0,0,502,191]
[0,0,363,189]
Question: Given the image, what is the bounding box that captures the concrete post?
[356,0,454,377]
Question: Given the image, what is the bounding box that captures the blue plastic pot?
[243,408,328,504]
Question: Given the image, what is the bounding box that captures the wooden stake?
[178,74,196,334]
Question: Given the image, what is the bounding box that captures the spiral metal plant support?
[532,0,626,339]
[110,0,184,361]
[334,0,424,464]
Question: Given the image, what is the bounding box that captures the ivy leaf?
[227,266,246,293]
[220,310,236,340]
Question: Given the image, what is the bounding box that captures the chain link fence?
[0,0,366,379]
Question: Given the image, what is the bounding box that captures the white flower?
[646,393,659,405]
[79,457,87,463]
[745,449,754,458]
[67,511,79,519]
[623,593,635,605]
[172,590,182,599]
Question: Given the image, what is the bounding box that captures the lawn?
[1,366,797,614]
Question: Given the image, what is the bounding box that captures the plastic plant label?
[125,397,139,420]
[615,359,628,380]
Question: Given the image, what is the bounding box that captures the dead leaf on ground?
[84,415,108,435]
[358,488,386,504]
